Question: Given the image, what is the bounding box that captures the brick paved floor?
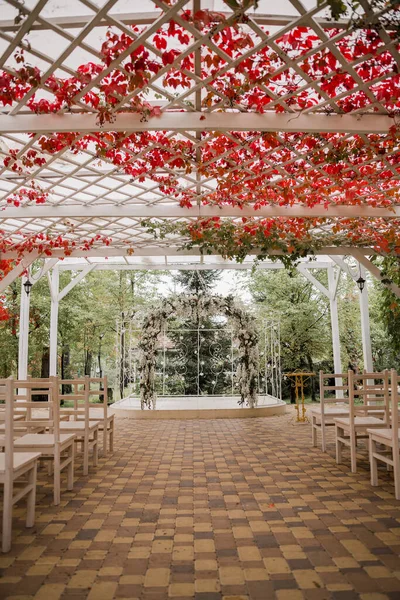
[1,410,400,600]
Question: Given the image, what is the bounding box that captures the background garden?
[1,259,399,403]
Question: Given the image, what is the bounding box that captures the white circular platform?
[111,395,286,419]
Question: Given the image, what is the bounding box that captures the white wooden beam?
[296,263,330,299]
[358,264,374,372]
[49,266,59,377]
[0,13,351,32]
[0,112,392,134]
[350,249,400,299]
[0,255,36,293]
[0,246,383,260]
[327,265,343,396]
[17,258,58,379]
[2,204,399,220]
[58,264,96,301]
[329,254,374,371]
[17,273,30,381]
[56,259,334,271]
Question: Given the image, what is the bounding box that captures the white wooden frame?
[0,378,40,553]
[368,369,400,499]
[311,371,350,452]
[334,370,390,473]
[12,378,75,505]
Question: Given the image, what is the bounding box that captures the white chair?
[368,369,400,499]
[79,377,114,456]
[60,376,113,456]
[0,378,41,553]
[58,377,99,476]
[13,378,75,505]
[334,370,390,473]
[311,371,349,452]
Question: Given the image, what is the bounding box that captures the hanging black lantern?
[356,276,366,293]
[23,278,33,296]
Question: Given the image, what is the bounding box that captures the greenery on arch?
[138,294,259,409]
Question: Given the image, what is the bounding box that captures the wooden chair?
[368,369,400,499]
[58,377,99,476]
[334,370,390,473]
[79,377,114,456]
[311,371,349,452]
[12,378,75,505]
[0,378,41,553]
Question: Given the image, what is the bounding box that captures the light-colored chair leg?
[53,454,61,506]
[109,421,114,453]
[311,416,317,447]
[2,478,13,553]
[393,447,400,501]
[93,430,98,467]
[369,436,378,487]
[335,425,342,464]
[103,426,108,456]
[350,430,357,473]
[26,462,37,528]
[83,436,89,476]
[321,420,327,453]
[67,444,74,491]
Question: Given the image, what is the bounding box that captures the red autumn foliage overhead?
[0,6,399,258]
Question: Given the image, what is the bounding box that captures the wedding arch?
[138,295,259,410]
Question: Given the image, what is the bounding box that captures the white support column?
[358,265,374,373]
[330,255,374,372]
[49,266,60,377]
[16,259,58,379]
[328,266,343,398]
[17,273,30,380]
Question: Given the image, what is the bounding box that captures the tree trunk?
[41,348,49,378]
[84,351,92,376]
[307,354,316,401]
[61,345,72,395]
[290,385,296,404]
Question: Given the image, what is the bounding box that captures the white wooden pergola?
[0,0,399,386]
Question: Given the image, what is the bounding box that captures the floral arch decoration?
[138,294,259,409]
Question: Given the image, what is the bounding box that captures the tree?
[373,257,400,369]
[248,269,331,401]
[165,270,233,396]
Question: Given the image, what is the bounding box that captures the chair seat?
[335,416,385,428]
[59,421,100,432]
[14,433,76,448]
[0,452,41,472]
[367,427,400,440]
[311,406,348,414]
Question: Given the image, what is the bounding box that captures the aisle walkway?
[1,411,400,600]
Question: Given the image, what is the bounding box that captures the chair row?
[310,369,400,498]
[0,375,115,552]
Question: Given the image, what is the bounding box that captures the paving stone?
[2,411,400,600]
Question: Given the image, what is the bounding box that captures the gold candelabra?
[285,371,315,423]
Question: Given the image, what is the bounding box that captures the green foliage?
[0,265,164,386]
[248,269,330,399]
[376,257,400,358]
[322,0,400,39]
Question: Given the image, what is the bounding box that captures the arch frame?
[138,294,259,409]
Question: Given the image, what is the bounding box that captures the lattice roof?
[0,0,399,260]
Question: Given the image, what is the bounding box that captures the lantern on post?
[23,278,33,296]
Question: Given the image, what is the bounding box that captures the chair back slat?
[391,369,400,451]
[12,378,59,439]
[348,370,390,424]
[59,376,107,423]
[319,371,349,420]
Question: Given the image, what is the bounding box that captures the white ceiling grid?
[0,0,398,258]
